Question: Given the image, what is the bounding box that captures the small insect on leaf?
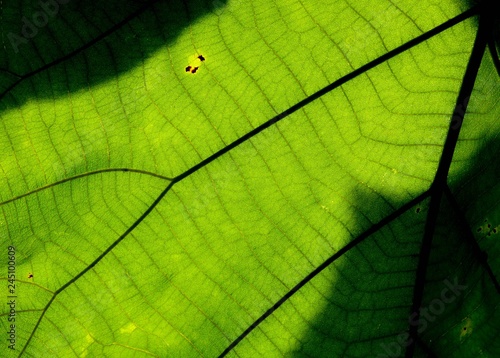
[198,55,205,61]
[191,66,199,74]
[28,273,33,279]
[185,66,192,72]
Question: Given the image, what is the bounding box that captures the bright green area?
[0,0,499,357]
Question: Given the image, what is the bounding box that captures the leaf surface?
[1,0,499,357]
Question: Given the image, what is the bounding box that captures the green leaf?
[1,0,499,356]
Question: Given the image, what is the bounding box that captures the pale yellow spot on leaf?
[81,334,95,357]
[120,322,137,334]
[460,317,473,340]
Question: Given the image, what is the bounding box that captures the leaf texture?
[0,0,499,357]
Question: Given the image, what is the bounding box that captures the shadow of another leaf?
[291,136,500,358]
[0,0,227,108]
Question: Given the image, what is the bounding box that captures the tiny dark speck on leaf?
[477,227,482,232]
[463,327,467,331]
[487,224,491,228]
[185,66,192,72]
[191,67,199,74]
[493,228,498,234]
[415,207,421,214]
[198,55,205,61]
[28,273,33,278]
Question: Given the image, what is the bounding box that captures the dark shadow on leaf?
[288,191,426,358]
[0,0,227,108]
[291,136,500,357]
